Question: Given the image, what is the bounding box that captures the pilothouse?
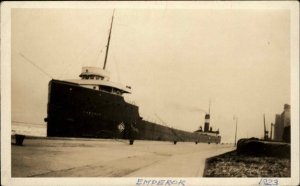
[66,66,131,95]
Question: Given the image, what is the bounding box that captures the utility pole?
[264,114,266,139]
[263,114,269,140]
[270,123,274,141]
[208,99,211,114]
[234,116,238,147]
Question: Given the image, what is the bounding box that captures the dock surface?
[12,138,234,177]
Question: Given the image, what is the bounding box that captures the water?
[12,122,46,137]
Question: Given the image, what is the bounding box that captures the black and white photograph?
[1,1,299,186]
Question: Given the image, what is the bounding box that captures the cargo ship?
[45,11,221,144]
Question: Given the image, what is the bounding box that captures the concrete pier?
[12,137,234,177]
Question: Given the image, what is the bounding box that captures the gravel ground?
[204,151,290,177]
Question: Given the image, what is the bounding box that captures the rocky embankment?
[204,139,290,177]
[203,150,290,177]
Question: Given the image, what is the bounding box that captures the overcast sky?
[11,7,291,143]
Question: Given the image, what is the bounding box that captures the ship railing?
[124,98,137,106]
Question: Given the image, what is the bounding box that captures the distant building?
[274,104,290,142]
[274,114,283,140]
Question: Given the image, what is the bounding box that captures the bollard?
[15,135,25,146]
[195,141,198,144]
[173,141,177,145]
[129,139,134,145]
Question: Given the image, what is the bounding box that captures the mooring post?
[15,134,25,146]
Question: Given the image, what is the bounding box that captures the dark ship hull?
[46,79,221,144]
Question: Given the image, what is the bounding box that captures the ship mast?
[103,9,115,70]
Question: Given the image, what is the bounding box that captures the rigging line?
[82,27,107,67]
[154,113,182,140]
[95,44,106,66]
[154,113,169,127]
[19,52,53,79]
[58,30,108,79]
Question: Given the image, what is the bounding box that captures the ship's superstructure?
[67,67,131,94]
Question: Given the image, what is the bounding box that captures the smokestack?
[204,114,210,132]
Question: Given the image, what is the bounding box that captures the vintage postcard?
[1,1,299,186]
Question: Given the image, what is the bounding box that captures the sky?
[11,7,291,143]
